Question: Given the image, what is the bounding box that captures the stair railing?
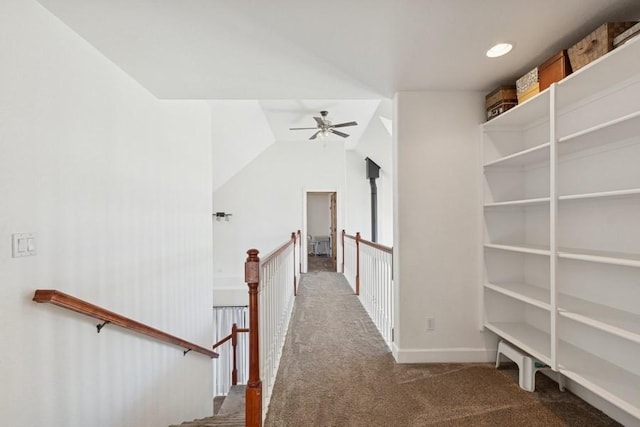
[212,323,250,387]
[245,231,300,427]
[32,289,218,358]
[342,230,394,349]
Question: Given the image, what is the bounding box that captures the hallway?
[264,271,620,426]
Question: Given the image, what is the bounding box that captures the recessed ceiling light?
[486,43,513,58]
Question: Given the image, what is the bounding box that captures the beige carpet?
[307,254,335,272]
[264,271,620,427]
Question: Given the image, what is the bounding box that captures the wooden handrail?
[342,230,393,295]
[260,234,295,266]
[33,289,218,358]
[360,238,393,254]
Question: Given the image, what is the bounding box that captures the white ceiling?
[36,0,640,98]
[35,0,640,147]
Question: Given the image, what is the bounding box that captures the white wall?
[307,193,331,237]
[393,91,496,363]
[0,1,213,426]
[346,99,393,246]
[210,100,275,192]
[212,139,346,296]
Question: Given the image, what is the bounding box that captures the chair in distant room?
[315,235,330,257]
[307,234,318,256]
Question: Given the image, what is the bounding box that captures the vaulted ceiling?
[36,0,640,151]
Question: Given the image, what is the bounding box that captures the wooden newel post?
[355,232,361,296]
[297,230,302,276]
[245,249,262,427]
[291,232,297,296]
[341,230,346,274]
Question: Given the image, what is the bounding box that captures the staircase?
[170,385,245,427]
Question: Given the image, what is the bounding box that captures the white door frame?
[302,188,343,273]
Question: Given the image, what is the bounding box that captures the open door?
[306,191,337,272]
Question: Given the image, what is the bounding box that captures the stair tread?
[217,385,246,416]
[169,385,246,427]
[169,412,244,427]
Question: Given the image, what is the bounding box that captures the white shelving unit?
[482,35,640,422]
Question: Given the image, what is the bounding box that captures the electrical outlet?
[426,317,435,331]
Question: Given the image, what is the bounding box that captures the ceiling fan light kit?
[289,110,358,140]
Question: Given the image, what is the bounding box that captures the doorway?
[306,191,337,272]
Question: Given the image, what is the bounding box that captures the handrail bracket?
[96,320,110,334]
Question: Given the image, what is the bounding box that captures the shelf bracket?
[96,321,110,334]
[183,349,192,356]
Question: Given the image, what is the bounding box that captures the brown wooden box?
[485,85,517,110]
[568,22,637,72]
[539,50,572,91]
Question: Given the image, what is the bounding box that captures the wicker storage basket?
[516,68,538,94]
[568,22,637,72]
[613,22,640,47]
[518,82,540,104]
[485,86,517,110]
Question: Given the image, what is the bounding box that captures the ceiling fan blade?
[313,117,325,126]
[330,121,358,128]
[289,127,319,130]
[309,131,321,140]
[330,129,349,138]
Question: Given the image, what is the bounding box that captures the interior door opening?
[306,191,337,272]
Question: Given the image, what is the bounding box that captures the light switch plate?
[12,233,36,257]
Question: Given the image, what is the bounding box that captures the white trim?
[394,347,496,364]
[391,342,401,362]
[302,188,343,273]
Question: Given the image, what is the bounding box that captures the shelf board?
[559,188,640,202]
[557,34,640,110]
[483,89,550,130]
[558,110,640,158]
[485,243,550,256]
[485,197,550,208]
[558,294,640,345]
[558,247,640,268]
[484,321,551,365]
[485,282,550,310]
[559,110,640,144]
[484,142,550,168]
[558,341,640,419]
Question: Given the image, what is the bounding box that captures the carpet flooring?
[264,271,621,427]
[307,254,335,272]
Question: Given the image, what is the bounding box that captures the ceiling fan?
[289,110,358,140]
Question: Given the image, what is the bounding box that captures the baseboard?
[394,347,496,364]
[541,371,640,427]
